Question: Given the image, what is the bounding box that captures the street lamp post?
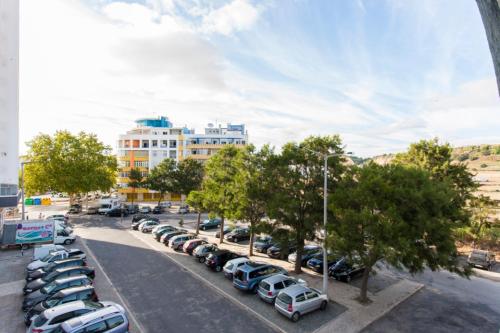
[305,148,351,298]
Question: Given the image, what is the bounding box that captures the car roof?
[42,300,86,319]
[52,285,94,297]
[280,284,309,296]
[262,274,289,284]
[212,249,230,255]
[52,257,84,265]
[54,266,90,273]
[304,244,321,250]
[54,275,88,285]
[227,257,249,265]
[238,261,268,272]
[62,305,124,330]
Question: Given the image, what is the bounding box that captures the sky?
[19,0,499,157]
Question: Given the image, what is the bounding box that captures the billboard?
[15,221,54,244]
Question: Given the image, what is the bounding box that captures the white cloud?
[202,0,259,36]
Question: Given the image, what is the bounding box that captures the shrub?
[495,146,500,155]
[457,153,469,161]
[471,156,479,161]
[480,163,488,168]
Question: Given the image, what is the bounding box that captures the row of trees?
[188,137,479,303]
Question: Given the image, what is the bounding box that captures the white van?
[54,228,76,245]
[98,198,121,214]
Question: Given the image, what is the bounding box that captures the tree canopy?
[24,131,117,197]
[146,158,176,205]
[329,162,470,302]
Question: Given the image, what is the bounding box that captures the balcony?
[186,154,211,160]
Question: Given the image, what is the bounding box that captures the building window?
[163,131,168,135]
[241,140,245,144]
[152,140,158,147]
[142,140,149,148]
[169,151,177,159]
[169,141,177,148]
[134,161,148,168]
[161,140,168,148]
[152,151,157,157]
[163,151,169,157]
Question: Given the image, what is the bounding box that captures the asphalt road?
[77,215,276,333]
[364,267,500,333]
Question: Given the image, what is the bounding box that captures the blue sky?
[20,0,499,156]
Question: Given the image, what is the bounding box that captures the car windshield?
[234,270,247,281]
[33,313,49,327]
[471,251,486,259]
[41,281,57,294]
[41,253,54,262]
[277,293,292,304]
[44,263,56,271]
[259,281,270,291]
[43,297,60,307]
[83,301,105,309]
[43,271,59,282]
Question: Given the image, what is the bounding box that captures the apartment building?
[116,116,248,202]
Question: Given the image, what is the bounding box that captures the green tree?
[232,145,274,256]
[186,190,205,235]
[468,195,499,248]
[146,159,176,206]
[24,131,117,202]
[393,138,476,224]
[128,168,143,205]
[266,135,345,273]
[201,145,242,244]
[329,162,470,303]
[174,158,205,204]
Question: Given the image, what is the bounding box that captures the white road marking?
[78,236,146,333]
[128,230,286,333]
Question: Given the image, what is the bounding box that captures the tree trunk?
[359,265,372,303]
[249,221,254,257]
[85,192,89,211]
[219,215,225,244]
[131,188,134,205]
[294,237,304,274]
[196,211,201,235]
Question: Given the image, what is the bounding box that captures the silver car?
[257,274,307,303]
[169,234,196,251]
[26,301,120,333]
[274,285,328,322]
[59,304,129,333]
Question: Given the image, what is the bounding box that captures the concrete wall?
[0,0,19,205]
[477,0,500,96]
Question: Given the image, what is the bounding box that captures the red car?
[183,239,208,255]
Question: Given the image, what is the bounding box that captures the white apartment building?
[116,116,247,202]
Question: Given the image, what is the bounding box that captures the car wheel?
[487,264,492,271]
[199,257,205,263]
[234,238,239,243]
[291,312,300,322]
[251,284,258,294]
[346,275,352,283]
[215,265,222,272]
[64,239,71,245]
[320,300,327,311]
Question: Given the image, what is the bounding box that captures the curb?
[473,268,500,282]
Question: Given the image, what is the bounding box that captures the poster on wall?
[15,221,54,244]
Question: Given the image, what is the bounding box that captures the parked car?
[32,244,66,261]
[152,206,164,214]
[23,275,91,311]
[139,206,152,214]
[267,242,297,260]
[153,226,178,241]
[46,215,68,223]
[160,201,172,208]
[223,257,250,280]
[58,303,128,333]
[126,204,139,214]
[24,267,96,295]
[177,206,189,214]
[200,218,222,230]
[215,225,234,238]
[253,235,274,253]
[274,285,327,322]
[225,227,250,243]
[131,217,159,230]
[288,245,322,266]
[54,228,76,245]
[25,286,98,326]
[67,204,82,214]
[28,249,86,272]
[193,243,218,263]
[26,301,120,333]
[258,274,307,304]
[467,249,496,270]
[106,207,129,217]
[306,254,341,274]
[132,214,152,223]
[86,206,100,215]
[205,250,245,272]
[233,262,288,293]
[328,257,365,283]
[26,258,87,282]
[139,220,160,233]
[160,230,187,245]
[183,239,208,255]
[169,234,196,251]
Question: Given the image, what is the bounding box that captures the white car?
[139,206,152,214]
[169,234,196,250]
[26,300,123,333]
[257,274,307,303]
[160,201,172,208]
[177,206,189,214]
[32,244,65,261]
[54,228,76,245]
[223,257,250,279]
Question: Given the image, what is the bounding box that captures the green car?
[200,218,222,230]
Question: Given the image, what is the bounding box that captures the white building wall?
[0,0,19,200]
